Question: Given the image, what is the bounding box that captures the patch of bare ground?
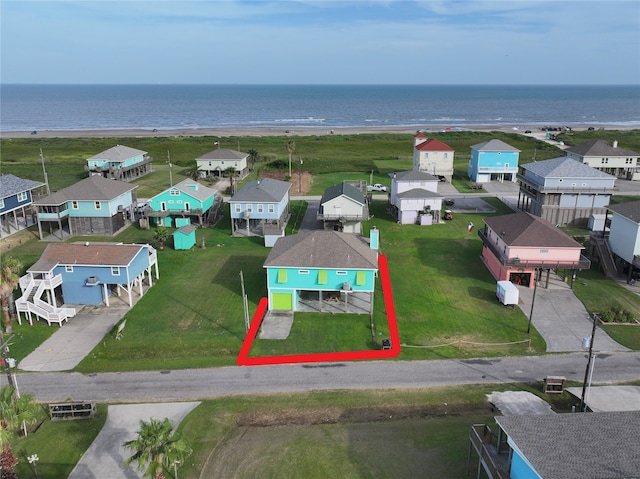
[258,170,313,195]
[236,402,491,427]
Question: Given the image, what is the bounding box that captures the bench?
[470,183,483,190]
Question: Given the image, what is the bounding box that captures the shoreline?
[1,124,639,139]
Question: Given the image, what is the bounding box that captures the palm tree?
[247,148,260,171]
[183,162,201,181]
[123,417,192,479]
[223,166,238,195]
[0,256,22,334]
[153,227,170,250]
[284,140,296,177]
[0,386,42,479]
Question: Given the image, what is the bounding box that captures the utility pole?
[167,151,173,187]
[40,149,51,195]
[527,269,541,334]
[0,331,15,388]
[580,314,598,412]
[239,271,249,333]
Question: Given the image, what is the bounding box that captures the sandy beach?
[2,124,637,140]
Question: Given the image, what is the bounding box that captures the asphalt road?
[16,352,640,403]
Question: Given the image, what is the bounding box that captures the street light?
[580,313,598,412]
[28,453,39,479]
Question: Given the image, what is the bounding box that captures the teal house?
[468,139,520,184]
[146,179,220,227]
[87,145,152,182]
[34,176,137,240]
[263,228,380,312]
[172,224,197,250]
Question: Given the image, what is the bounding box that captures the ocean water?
[1,84,639,132]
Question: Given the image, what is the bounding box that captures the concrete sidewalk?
[68,401,200,479]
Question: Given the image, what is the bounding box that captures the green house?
[172,224,197,250]
[146,179,221,227]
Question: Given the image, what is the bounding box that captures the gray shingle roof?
[565,139,639,157]
[471,139,520,152]
[230,178,291,203]
[390,170,439,182]
[34,176,137,206]
[396,188,442,199]
[174,224,198,235]
[496,411,640,479]
[264,230,378,270]
[521,157,616,179]
[0,174,45,200]
[196,148,248,160]
[483,212,583,248]
[87,145,147,162]
[28,243,144,272]
[154,179,216,202]
[608,200,640,224]
[320,183,365,205]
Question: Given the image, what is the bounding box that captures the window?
[0,199,3,209]
[65,265,74,272]
[336,271,347,276]
[234,204,241,213]
[356,271,366,286]
[277,269,287,283]
[111,266,120,275]
[258,204,264,213]
[318,270,327,284]
[95,201,101,210]
[247,204,253,213]
[540,249,548,254]
[184,202,190,211]
[170,189,180,196]
[298,270,309,274]
[17,191,28,202]
[268,204,275,213]
[160,202,167,211]
[72,201,79,209]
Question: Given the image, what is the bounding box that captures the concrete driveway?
[68,402,200,479]
[516,272,628,353]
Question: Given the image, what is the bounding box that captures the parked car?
[444,199,455,206]
[524,130,532,134]
[367,183,388,192]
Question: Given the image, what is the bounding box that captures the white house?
[413,134,455,181]
[317,182,368,234]
[607,200,640,282]
[196,148,249,179]
[565,140,640,180]
[389,170,443,225]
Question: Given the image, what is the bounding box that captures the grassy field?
[3,131,640,369]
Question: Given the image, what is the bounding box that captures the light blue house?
[229,178,291,237]
[16,242,159,326]
[468,139,520,183]
[145,179,221,227]
[470,412,640,479]
[0,174,44,238]
[87,145,153,182]
[34,176,137,240]
[517,157,616,227]
[263,228,379,312]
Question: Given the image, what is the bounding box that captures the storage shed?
[173,224,197,250]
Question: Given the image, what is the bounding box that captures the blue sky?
[1,0,639,85]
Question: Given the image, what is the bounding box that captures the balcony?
[517,174,615,194]
[469,424,510,479]
[478,229,591,270]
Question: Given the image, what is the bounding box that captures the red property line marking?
[236,254,401,366]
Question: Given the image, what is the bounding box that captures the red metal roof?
[415,138,454,152]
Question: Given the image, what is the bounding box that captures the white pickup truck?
[367,183,388,192]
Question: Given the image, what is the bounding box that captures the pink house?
[478,212,590,288]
